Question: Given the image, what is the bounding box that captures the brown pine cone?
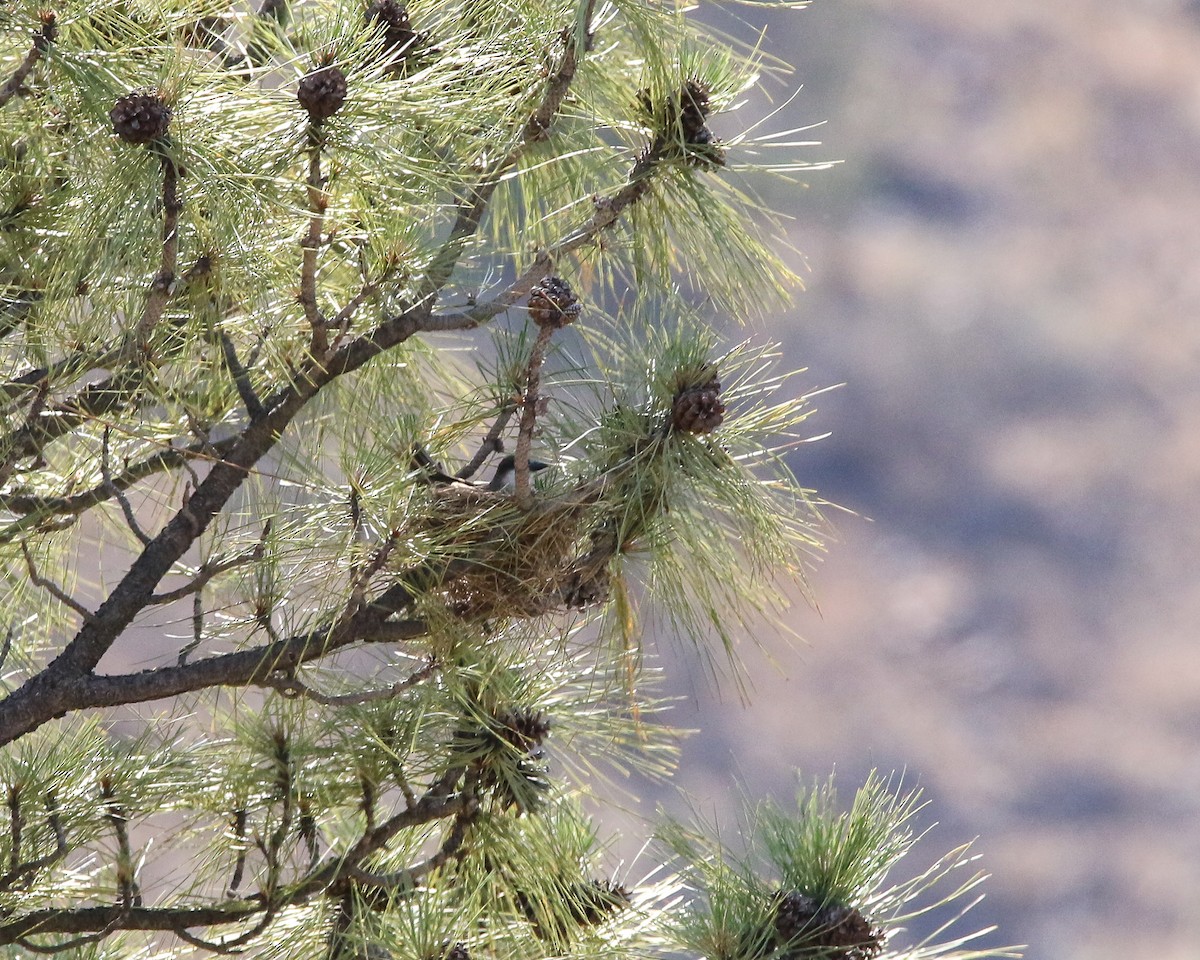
[671,376,725,434]
[528,277,581,329]
[110,91,171,145]
[773,890,883,960]
[298,65,348,123]
[366,0,417,51]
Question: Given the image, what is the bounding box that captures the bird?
[408,445,550,493]
[486,454,550,492]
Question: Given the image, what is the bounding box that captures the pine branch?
[514,325,554,505]
[148,523,271,606]
[260,657,440,707]
[0,158,191,489]
[301,122,329,354]
[0,13,55,110]
[0,436,238,544]
[419,0,598,299]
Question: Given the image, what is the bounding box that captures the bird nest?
[405,484,598,621]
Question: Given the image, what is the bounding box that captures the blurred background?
[630,2,1200,959]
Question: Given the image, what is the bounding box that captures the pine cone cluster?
[671,373,725,434]
[110,91,171,145]
[528,277,581,329]
[772,891,883,960]
[674,79,712,141]
[298,65,348,123]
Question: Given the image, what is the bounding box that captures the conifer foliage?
[0,2,1012,958]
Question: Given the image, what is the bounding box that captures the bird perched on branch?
[410,445,550,493]
[485,454,550,492]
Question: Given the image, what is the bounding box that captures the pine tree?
[0,2,1016,958]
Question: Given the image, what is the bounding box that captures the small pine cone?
[366,0,417,51]
[678,78,712,141]
[573,879,632,925]
[774,891,821,944]
[528,277,581,329]
[497,707,551,750]
[35,11,58,50]
[443,943,470,960]
[110,91,171,145]
[562,567,610,609]
[820,905,882,958]
[671,377,725,434]
[773,891,883,960]
[298,65,348,123]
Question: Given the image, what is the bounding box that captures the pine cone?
[677,78,712,141]
[774,891,821,944]
[571,878,632,925]
[528,277,581,329]
[639,78,725,167]
[366,0,417,51]
[443,943,470,960]
[773,890,883,960]
[110,91,171,145]
[35,11,58,51]
[298,65,348,123]
[496,707,551,750]
[671,376,725,434]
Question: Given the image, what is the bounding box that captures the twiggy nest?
[409,485,593,621]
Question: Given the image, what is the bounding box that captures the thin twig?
[0,436,238,545]
[514,325,555,505]
[149,522,270,606]
[101,428,152,547]
[101,779,142,911]
[226,808,248,898]
[300,124,328,354]
[220,332,265,421]
[417,0,598,299]
[0,626,14,673]
[0,152,185,488]
[345,531,399,615]
[0,256,213,404]
[170,907,277,955]
[327,277,380,353]
[133,149,182,347]
[177,590,203,665]
[0,790,67,893]
[456,402,517,480]
[0,14,55,110]
[260,657,440,707]
[20,542,93,621]
[427,154,658,332]
[348,775,479,890]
